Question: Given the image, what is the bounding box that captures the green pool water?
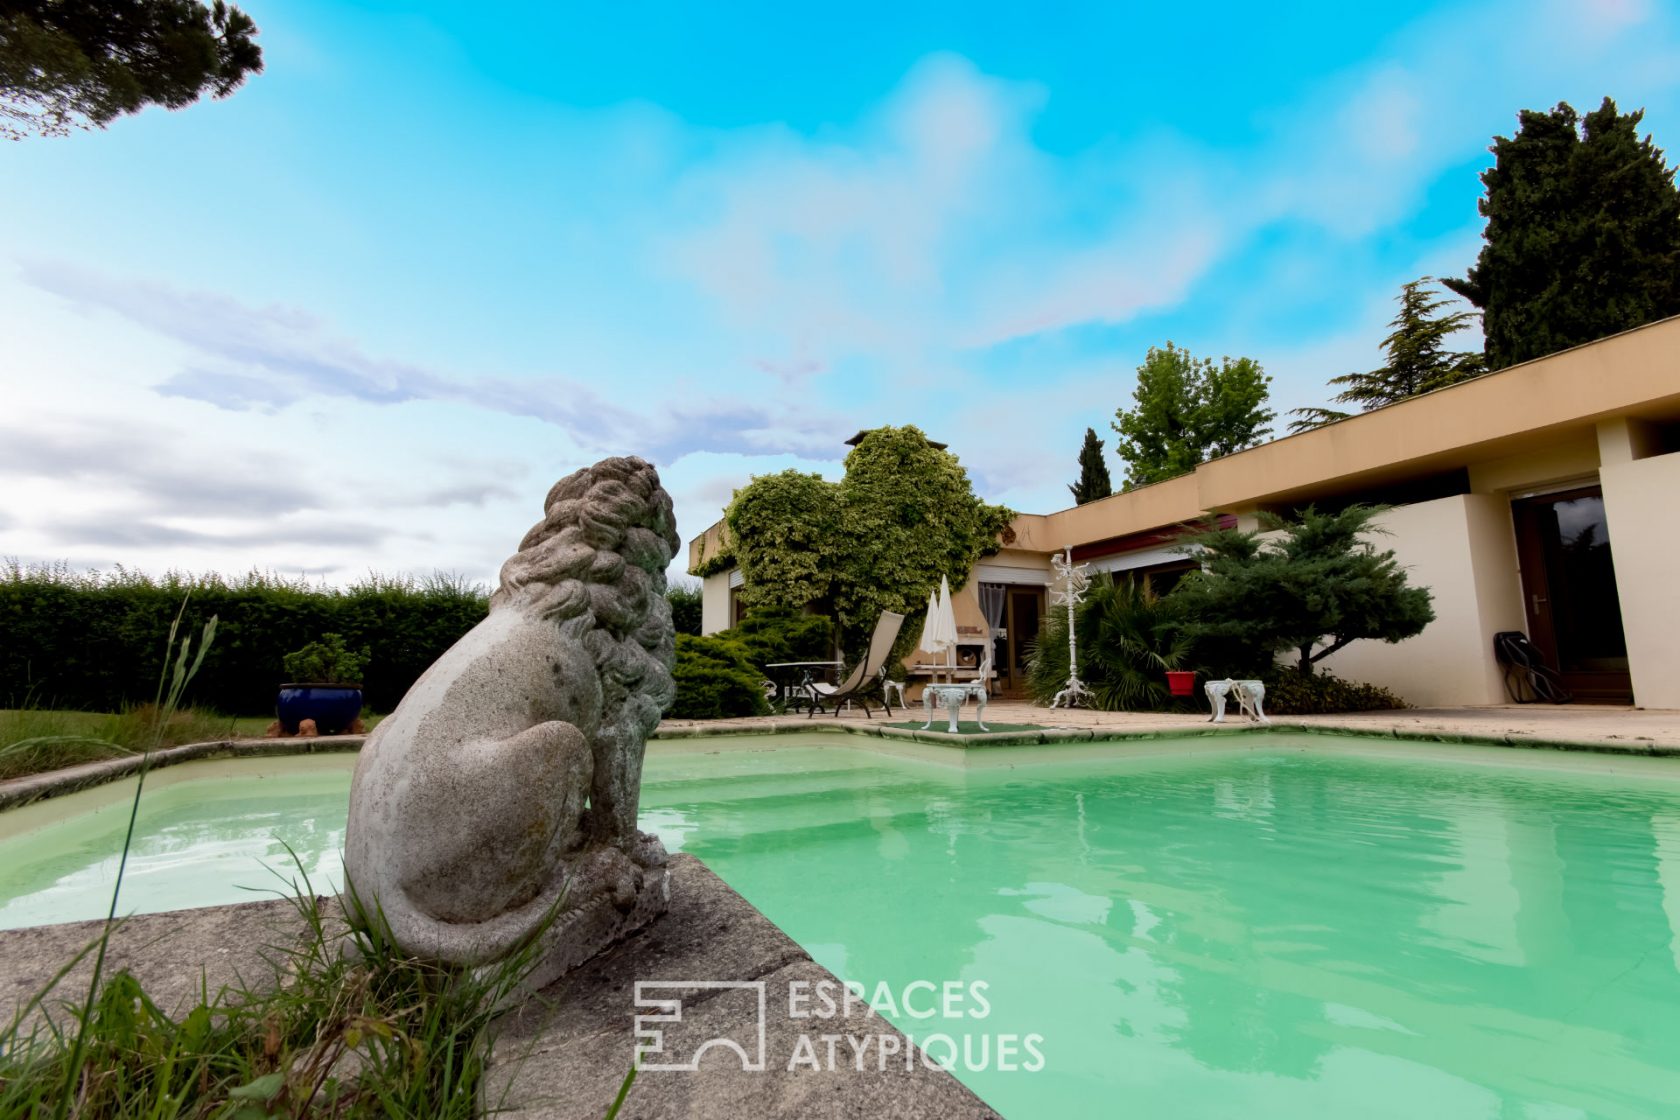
[0,754,358,929]
[6,735,1680,1118]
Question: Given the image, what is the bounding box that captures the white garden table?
[920,680,989,733]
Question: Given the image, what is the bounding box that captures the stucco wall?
[1601,450,1680,709]
[700,571,733,636]
[1316,495,1519,707]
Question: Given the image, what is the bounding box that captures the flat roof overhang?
[1194,315,1680,511]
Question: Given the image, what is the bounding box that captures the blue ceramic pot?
[276,684,363,735]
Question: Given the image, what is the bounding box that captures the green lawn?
[0,708,378,782]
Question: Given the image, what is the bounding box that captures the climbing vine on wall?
[722,427,1014,651]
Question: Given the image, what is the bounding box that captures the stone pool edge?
[0,853,1001,1120]
[650,717,1680,758]
[0,735,365,811]
[7,717,1679,811]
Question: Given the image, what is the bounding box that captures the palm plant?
[1027,574,1190,711]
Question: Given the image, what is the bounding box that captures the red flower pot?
[1165,670,1196,697]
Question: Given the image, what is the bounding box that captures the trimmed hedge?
[2,563,487,715]
[667,581,703,637]
[668,634,769,720]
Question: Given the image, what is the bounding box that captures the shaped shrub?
[668,635,770,720]
[718,607,832,671]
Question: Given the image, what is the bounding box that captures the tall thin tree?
[1068,427,1113,505]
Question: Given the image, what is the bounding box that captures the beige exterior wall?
[1315,496,1522,707]
[1601,451,1680,709]
[700,570,733,636]
[999,513,1056,554]
[686,521,731,575]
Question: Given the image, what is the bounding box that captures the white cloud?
[5,0,1678,591]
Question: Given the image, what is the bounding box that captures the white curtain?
[979,583,1006,636]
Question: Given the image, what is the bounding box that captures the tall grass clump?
[0,865,557,1117]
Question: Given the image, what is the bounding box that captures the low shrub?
[1260,667,1407,714]
[668,635,770,720]
[282,633,370,685]
[717,607,832,670]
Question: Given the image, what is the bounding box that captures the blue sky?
[3,0,1678,586]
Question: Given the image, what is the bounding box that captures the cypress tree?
[1068,427,1114,505]
[1444,98,1680,369]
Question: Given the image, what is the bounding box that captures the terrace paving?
[656,701,1680,754]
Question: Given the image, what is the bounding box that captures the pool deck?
[656,701,1680,754]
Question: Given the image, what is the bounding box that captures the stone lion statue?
[343,456,679,985]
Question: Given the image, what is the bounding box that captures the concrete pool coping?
[0,853,1000,1120]
[5,704,1680,810]
[0,734,364,811]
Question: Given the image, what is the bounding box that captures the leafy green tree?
[1444,98,1680,369]
[1112,343,1274,489]
[1068,427,1113,505]
[724,426,1012,651]
[1173,505,1435,676]
[723,469,839,613]
[1288,279,1485,433]
[0,0,263,139]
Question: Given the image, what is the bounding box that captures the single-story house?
[689,315,1680,708]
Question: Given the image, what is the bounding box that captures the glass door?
[1511,486,1631,703]
[1000,588,1045,696]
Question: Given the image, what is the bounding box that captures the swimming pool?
[6,733,1680,1118]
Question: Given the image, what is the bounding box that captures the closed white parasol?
[917,589,941,655]
[919,575,960,674]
